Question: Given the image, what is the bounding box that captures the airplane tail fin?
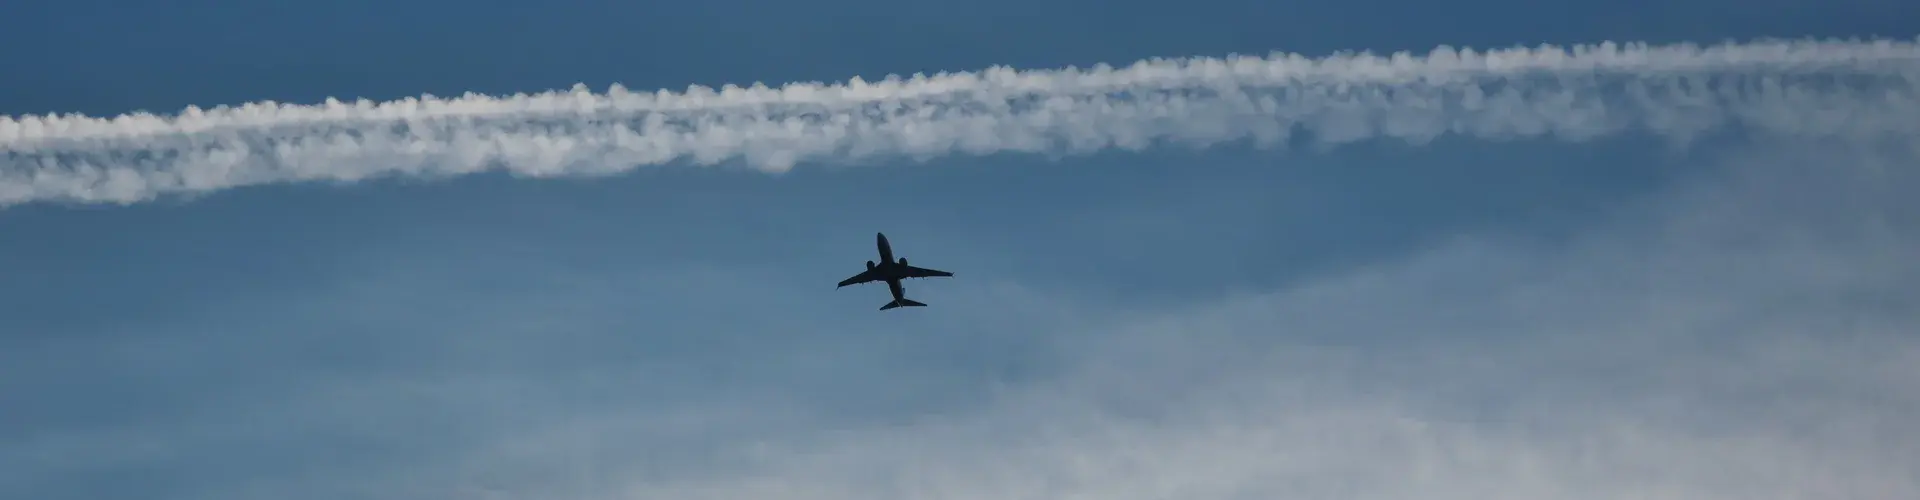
[880,298,927,310]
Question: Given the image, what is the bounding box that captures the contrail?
[3,37,1918,207]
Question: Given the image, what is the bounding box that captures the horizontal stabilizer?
[880,298,927,310]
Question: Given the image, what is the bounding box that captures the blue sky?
[3,0,1919,499]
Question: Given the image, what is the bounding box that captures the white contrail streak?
[3,37,1919,207]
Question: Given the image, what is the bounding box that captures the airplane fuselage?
[872,233,906,300]
[877,232,896,266]
[865,233,916,281]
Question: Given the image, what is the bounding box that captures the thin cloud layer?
[14,143,1913,500]
[412,144,1913,500]
[2,38,1918,207]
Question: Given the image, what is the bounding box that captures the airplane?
[836,232,954,310]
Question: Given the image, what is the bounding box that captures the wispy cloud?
[145,137,1888,500]
[3,38,1917,207]
[550,144,1916,500]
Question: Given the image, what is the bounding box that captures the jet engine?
[866,260,875,269]
[899,258,908,266]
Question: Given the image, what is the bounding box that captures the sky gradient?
[3,0,1918,499]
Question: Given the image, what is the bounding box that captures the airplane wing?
[838,268,883,287]
[899,265,954,279]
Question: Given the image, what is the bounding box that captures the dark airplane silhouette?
[837,232,954,310]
